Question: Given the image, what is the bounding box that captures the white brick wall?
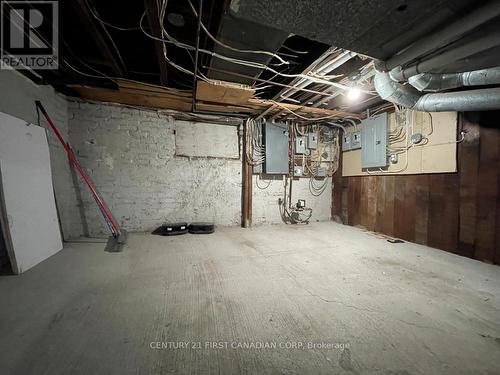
[68,101,242,235]
[0,70,332,238]
[67,100,332,234]
[252,176,332,224]
[0,70,83,239]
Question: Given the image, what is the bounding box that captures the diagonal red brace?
[35,101,121,238]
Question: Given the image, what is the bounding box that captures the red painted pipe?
[35,101,121,236]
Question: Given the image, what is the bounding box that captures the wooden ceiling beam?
[72,0,126,77]
[143,0,169,86]
[70,80,362,120]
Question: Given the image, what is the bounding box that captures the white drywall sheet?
[0,111,62,274]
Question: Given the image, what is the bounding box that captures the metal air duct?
[408,66,500,92]
[414,88,500,112]
[374,71,500,111]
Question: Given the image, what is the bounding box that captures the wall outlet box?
[307,133,317,149]
[295,136,306,154]
[316,166,326,177]
[351,131,361,149]
[411,132,423,144]
[342,133,352,151]
[293,165,303,176]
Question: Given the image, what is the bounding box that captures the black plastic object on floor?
[387,238,404,244]
[188,222,215,234]
[152,222,188,236]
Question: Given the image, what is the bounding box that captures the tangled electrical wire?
[243,118,344,224]
[66,0,368,106]
[291,123,340,196]
[279,177,312,224]
[245,118,266,166]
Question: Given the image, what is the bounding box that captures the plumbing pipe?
[389,30,500,82]
[383,1,500,71]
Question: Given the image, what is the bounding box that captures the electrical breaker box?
[295,136,306,154]
[307,133,317,149]
[342,132,352,151]
[343,131,361,151]
[361,113,388,169]
[293,165,303,176]
[351,131,361,149]
[315,166,327,177]
[264,122,289,174]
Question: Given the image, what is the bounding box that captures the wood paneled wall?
[332,112,500,265]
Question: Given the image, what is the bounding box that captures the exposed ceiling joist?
[143,0,169,85]
[70,80,361,120]
[72,0,126,77]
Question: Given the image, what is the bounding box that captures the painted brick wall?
[0,70,83,239]
[0,71,332,238]
[68,101,242,235]
[252,176,332,224]
[67,100,332,234]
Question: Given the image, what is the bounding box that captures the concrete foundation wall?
[68,101,243,235]
[0,70,83,239]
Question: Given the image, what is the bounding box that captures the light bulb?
[347,87,361,100]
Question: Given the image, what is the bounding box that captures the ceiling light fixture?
[347,87,361,100]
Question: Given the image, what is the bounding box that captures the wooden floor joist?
[70,80,361,120]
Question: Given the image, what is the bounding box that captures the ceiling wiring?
[186,0,290,66]
[81,0,363,97]
[280,44,309,55]
[139,4,361,88]
[85,0,142,31]
[82,1,127,72]
[63,59,118,83]
[270,101,345,121]
[138,12,209,81]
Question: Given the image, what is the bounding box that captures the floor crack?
[303,288,380,313]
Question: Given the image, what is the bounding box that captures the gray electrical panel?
[342,132,352,151]
[361,113,388,169]
[315,166,326,177]
[307,133,317,149]
[295,136,306,154]
[351,131,361,149]
[265,122,289,174]
[342,131,361,151]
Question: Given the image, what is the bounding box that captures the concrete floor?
[1,222,499,375]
